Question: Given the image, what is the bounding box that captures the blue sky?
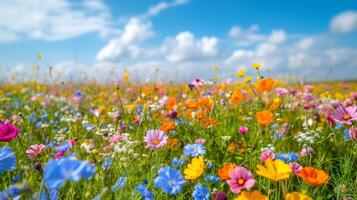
[0,0,357,82]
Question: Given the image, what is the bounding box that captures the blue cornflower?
[41,114,49,121]
[44,158,96,189]
[5,182,29,199]
[207,163,215,170]
[171,157,184,168]
[28,113,37,123]
[0,191,8,199]
[183,144,206,157]
[102,157,113,170]
[135,184,154,200]
[75,90,82,96]
[154,167,185,195]
[274,133,284,140]
[192,184,210,200]
[111,177,126,192]
[0,146,16,174]
[36,121,43,128]
[204,175,220,183]
[39,189,59,200]
[343,129,350,140]
[276,152,299,163]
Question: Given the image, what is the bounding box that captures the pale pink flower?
[226,167,256,194]
[144,130,168,149]
[330,105,357,125]
[260,150,275,163]
[26,144,46,159]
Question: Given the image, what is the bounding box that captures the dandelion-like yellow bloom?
[212,65,219,71]
[285,192,312,200]
[235,190,268,200]
[256,158,292,181]
[252,63,262,69]
[184,156,204,180]
[236,69,245,78]
[243,76,253,83]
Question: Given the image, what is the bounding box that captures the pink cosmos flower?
[226,166,256,194]
[276,87,288,96]
[260,150,275,163]
[195,138,206,144]
[108,134,127,144]
[330,105,357,125]
[26,144,46,159]
[143,130,168,149]
[238,126,248,135]
[289,162,302,174]
[349,127,357,141]
[0,121,20,142]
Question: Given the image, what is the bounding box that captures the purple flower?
[330,105,357,125]
[289,162,302,174]
[144,130,168,149]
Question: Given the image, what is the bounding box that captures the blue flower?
[207,163,215,170]
[192,184,210,200]
[0,191,8,200]
[75,90,82,96]
[343,129,350,140]
[39,189,59,200]
[5,182,29,199]
[135,184,153,200]
[154,167,185,195]
[111,177,126,192]
[44,158,96,189]
[0,146,16,174]
[276,152,299,163]
[102,157,113,170]
[183,144,206,157]
[204,175,220,183]
[171,157,184,168]
[274,133,284,140]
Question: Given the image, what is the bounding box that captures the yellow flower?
[184,156,204,180]
[235,190,268,200]
[236,69,245,78]
[243,76,253,83]
[285,192,312,200]
[256,158,292,181]
[252,63,262,69]
[212,65,219,71]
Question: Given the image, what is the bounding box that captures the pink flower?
[26,144,46,159]
[226,167,256,194]
[330,105,357,125]
[260,150,275,163]
[276,87,288,96]
[195,138,206,144]
[0,122,20,142]
[144,130,168,149]
[289,162,302,174]
[238,126,248,135]
[108,134,127,144]
[349,127,357,141]
[54,151,65,159]
[300,146,315,157]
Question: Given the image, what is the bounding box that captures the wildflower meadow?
[0,61,356,200]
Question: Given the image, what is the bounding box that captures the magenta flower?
[330,105,357,125]
[226,166,256,194]
[289,162,302,174]
[26,144,46,159]
[0,121,20,142]
[238,126,248,135]
[144,130,168,149]
[260,150,275,163]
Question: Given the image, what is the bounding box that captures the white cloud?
[164,31,219,62]
[330,10,357,33]
[144,0,188,17]
[0,0,113,42]
[96,18,154,61]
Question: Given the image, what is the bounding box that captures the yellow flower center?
[238,178,245,185]
[343,114,351,120]
[153,139,160,145]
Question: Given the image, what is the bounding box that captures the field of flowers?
[0,64,356,200]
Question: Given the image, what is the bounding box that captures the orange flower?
[235,190,268,200]
[256,111,274,126]
[166,97,177,110]
[285,192,312,200]
[200,118,217,128]
[230,91,244,104]
[218,163,236,180]
[257,78,275,93]
[298,167,329,186]
[185,101,198,109]
[160,121,175,131]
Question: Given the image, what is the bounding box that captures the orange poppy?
[257,78,275,93]
[218,163,237,180]
[160,121,175,131]
[230,91,244,104]
[298,167,329,186]
[165,97,177,110]
[185,101,198,109]
[256,111,274,126]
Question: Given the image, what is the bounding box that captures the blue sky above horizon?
[0,0,357,82]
